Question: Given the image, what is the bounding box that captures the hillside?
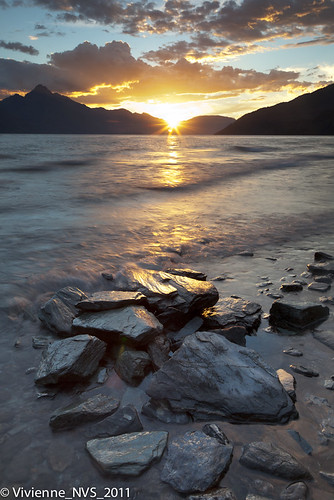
[178,115,235,135]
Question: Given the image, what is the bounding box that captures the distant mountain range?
[0,85,233,135]
[218,83,334,135]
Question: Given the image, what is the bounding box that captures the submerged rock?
[202,297,262,333]
[161,430,233,494]
[147,331,297,423]
[290,365,319,377]
[269,300,329,330]
[240,441,311,480]
[76,291,147,311]
[49,394,120,430]
[86,431,168,476]
[35,335,106,385]
[86,405,143,438]
[115,349,151,385]
[73,306,163,345]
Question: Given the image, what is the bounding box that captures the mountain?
[0,85,168,134]
[217,84,334,135]
[178,115,235,135]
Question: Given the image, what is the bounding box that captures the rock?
[324,379,334,390]
[168,316,204,349]
[287,430,312,455]
[202,423,230,445]
[314,275,333,283]
[213,325,247,347]
[307,262,334,275]
[202,297,262,333]
[187,488,237,500]
[283,347,303,357]
[279,482,308,500]
[238,250,254,256]
[267,292,284,299]
[240,441,311,480]
[49,394,120,430]
[97,367,108,384]
[320,414,334,439]
[86,431,168,476]
[39,286,87,335]
[161,430,233,494]
[319,295,334,304]
[308,282,331,292]
[290,365,319,377]
[313,330,334,350]
[319,471,334,486]
[246,496,271,500]
[257,281,273,288]
[32,336,52,349]
[314,251,334,262]
[247,479,275,498]
[165,268,207,281]
[277,369,296,402]
[147,334,170,369]
[86,405,143,438]
[141,399,191,424]
[269,300,329,330]
[73,306,163,345]
[76,291,147,311]
[115,349,151,385]
[35,334,106,385]
[280,283,303,293]
[147,331,297,423]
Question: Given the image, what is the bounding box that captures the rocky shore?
[26,250,334,499]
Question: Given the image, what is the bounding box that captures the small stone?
[308,282,331,292]
[290,365,319,377]
[279,482,308,500]
[257,281,273,288]
[32,336,52,349]
[165,268,207,281]
[324,379,334,390]
[319,471,334,486]
[202,296,262,333]
[238,250,254,256]
[280,283,303,292]
[47,441,73,472]
[266,293,284,299]
[187,487,237,500]
[319,296,334,304]
[248,479,275,498]
[277,369,296,402]
[97,367,108,384]
[202,423,230,445]
[211,276,227,281]
[307,262,334,275]
[25,367,36,375]
[283,347,303,357]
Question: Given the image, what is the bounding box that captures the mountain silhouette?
[178,115,235,135]
[217,83,334,135]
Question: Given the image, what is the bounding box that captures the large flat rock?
[269,300,329,330]
[35,334,106,385]
[202,297,262,332]
[76,291,147,311]
[86,431,168,476]
[72,305,163,344]
[146,331,297,423]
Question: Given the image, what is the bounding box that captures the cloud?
[0,40,39,55]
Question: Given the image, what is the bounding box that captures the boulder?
[76,291,147,311]
[49,394,120,430]
[165,268,207,281]
[35,335,106,385]
[86,431,168,476]
[146,334,171,369]
[187,488,237,500]
[240,441,311,479]
[269,300,329,330]
[202,297,262,333]
[72,306,163,345]
[115,349,151,385]
[277,369,296,402]
[39,286,88,335]
[279,482,308,500]
[146,331,297,423]
[86,405,143,438]
[161,430,233,494]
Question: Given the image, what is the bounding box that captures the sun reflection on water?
[159,135,185,188]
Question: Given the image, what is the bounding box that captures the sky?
[0,0,334,122]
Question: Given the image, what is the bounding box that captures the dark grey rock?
[314,251,334,262]
[212,325,247,347]
[313,330,334,350]
[49,394,120,430]
[165,268,207,281]
[202,424,230,445]
[147,331,297,423]
[35,335,106,385]
[308,282,331,292]
[287,430,312,455]
[141,399,191,424]
[314,275,333,284]
[267,292,284,299]
[32,336,52,349]
[319,471,334,486]
[277,369,296,402]
[202,297,262,333]
[161,430,233,493]
[240,441,311,480]
[283,347,303,357]
[290,364,319,377]
[187,487,237,500]
[147,334,170,370]
[39,286,87,335]
[76,291,147,311]
[320,414,334,439]
[257,281,273,288]
[247,479,275,498]
[115,349,151,385]
[307,262,334,275]
[279,482,308,500]
[269,300,329,330]
[73,306,163,345]
[324,379,334,390]
[97,367,108,384]
[86,405,143,438]
[238,250,254,256]
[86,431,168,476]
[280,283,303,293]
[319,295,334,304]
[168,316,204,349]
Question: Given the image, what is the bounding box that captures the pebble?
[283,347,303,357]
[290,365,319,377]
[324,379,334,390]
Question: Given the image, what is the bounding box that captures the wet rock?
[202,297,262,333]
[39,286,87,335]
[308,282,331,292]
[73,306,163,345]
[86,405,143,438]
[283,347,303,357]
[280,283,303,293]
[97,367,108,384]
[202,424,230,445]
[238,250,254,256]
[168,316,203,349]
[240,441,311,480]
[147,334,170,370]
[246,496,271,500]
[320,414,334,439]
[324,379,334,390]
[307,262,334,275]
[49,394,120,430]
[161,430,233,494]
[257,281,273,288]
[290,365,319,377]
[277,369,296,402]
[279,482,308,500]
[314,275,333,283]
[287,430,312,455]
[76,291,147,311]
[32,336,52,349]
[247,479,275,498]
[267,292,284,299]
[35,334,106,385]
[141,399,191,424]
[147,331,297,423]
[213,325,247,347]
[115,349,151,385]
[313,330,334,350]
[86,431,168,476]
[187,488,237,500]
[319,471,334,486]
[165,268,207,281]
[319,296,334,304]
[269,300,329,330]
[314,251,334,262]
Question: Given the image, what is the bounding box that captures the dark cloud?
[0,0,9,8]
[0,40,39,55]
[35,23,47,29]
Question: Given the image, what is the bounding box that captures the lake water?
[0,135,334,499]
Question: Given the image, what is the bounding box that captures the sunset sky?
[0,0,334,121]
